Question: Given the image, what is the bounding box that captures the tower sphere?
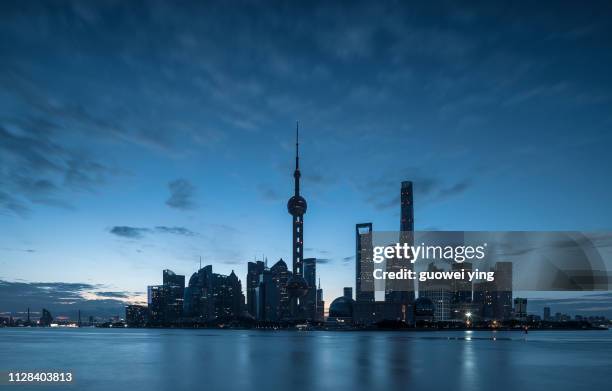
[287,195,307,216]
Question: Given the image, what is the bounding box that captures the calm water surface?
[1,328,611,390]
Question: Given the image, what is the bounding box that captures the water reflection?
[0,329,611,391]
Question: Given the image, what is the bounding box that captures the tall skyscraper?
[270,259,291,319]
[148,269,185,325]
[212,271,244,319]
[355,223,374,303]
[256,268,280,321]
[400,180,414,232]
[473,280,495,319]
[184,265,214,320]
[162,269,185,322]
[494,262,513,320]
[385,181,415,322]
[316,279,325,321]
[147,284,163,323]
[303,258,318,321]
[286,123,309,317]
[246,260,265,318]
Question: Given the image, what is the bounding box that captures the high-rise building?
[256,268,280,321]
[514,298,527,320]
[344,287,353,299]
[147,285,165,324]
[184,265,214,320]
[183,265,243,321]
[212,270,244,319]
[303,258,318,321]
[163,269,185,287]
[162,269,185,322]
[494,262,513,321]
[126,305,147,327]
[473,262,513,321]
[543,306,551,321]
[270,259,291,319]
[384,181,415,322]
[355,223,374,303]
[400,180,414,232]
[419,263,453,321]
[473,280,495,319]
[286,123,309,317]
[246,261,265,318]
[316,279,325,321]
[451,262,474,320]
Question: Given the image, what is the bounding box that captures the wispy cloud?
[166,179,197,210]
[1,247,36,253]
[154,226,196,236]
[257,183,283,202]
[109,225,197,239]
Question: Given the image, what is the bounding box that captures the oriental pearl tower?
[287,122,309,318]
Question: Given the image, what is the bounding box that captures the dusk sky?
[1,1,612,316]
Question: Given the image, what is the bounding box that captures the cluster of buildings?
[327,183,520,327]
[120,127,597,329]
[129,125,324,327]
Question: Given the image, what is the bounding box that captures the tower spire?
[293,121,301,195]
[295,121,299,170]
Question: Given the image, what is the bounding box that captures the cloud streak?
[109,225,197,239]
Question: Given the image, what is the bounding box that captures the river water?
[1,328,611,390]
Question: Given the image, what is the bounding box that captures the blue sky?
[1,1,612,316]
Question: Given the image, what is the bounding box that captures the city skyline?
[2,1,612,319]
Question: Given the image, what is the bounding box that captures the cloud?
[313,255,354,265]
[0,280,138,319]
[0,121,118,217]
[154,226,196,236]
[109,226,150,239]
[109,225,197,239]
[166,179,197,210]
[257,183,283,202]
[93,291,131,299]
[0,247,36,253]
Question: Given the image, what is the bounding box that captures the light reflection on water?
[1,329,611,391]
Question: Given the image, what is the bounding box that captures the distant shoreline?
[2,325,608,332]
